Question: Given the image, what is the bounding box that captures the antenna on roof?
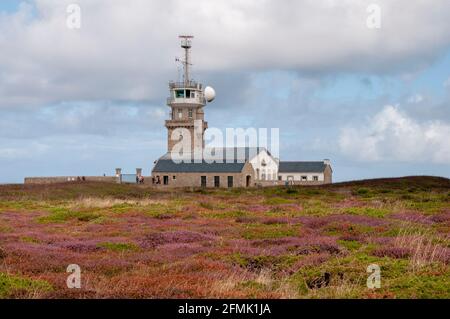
[178,35,194,85]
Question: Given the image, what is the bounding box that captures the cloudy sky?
[0,0,449,183]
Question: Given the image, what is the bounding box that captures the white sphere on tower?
[204,86,216,102]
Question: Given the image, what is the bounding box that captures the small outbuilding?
[278,160,332,185]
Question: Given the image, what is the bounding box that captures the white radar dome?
[204,86,216,102]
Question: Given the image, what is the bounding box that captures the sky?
[0,0,449,183]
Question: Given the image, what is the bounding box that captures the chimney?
[323,159,331,166]
[115,168,122,177]
[136,168,142,177]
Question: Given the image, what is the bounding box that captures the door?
[246,175,251,187]
[201,176,207,188]
[227,176,233,188]
[214,176,220,188]
[287,176,294,185]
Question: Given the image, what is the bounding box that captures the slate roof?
[278,161,327,173]
[152,160,246,173]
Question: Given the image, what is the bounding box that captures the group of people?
[135,175,145,184]
[76,176,86,182]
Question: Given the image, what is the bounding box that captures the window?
[313,176,319,181]
[214,176,220,187]
[227,176,233,188]
[278,176,282,181]
[175,90,185,98]
[190,91,195,98]
[163,176,169,185]
[301,176,307,181]
[173,176,176,180]
[188,109,193,118]
[186,90,191,98]
[178,109,182,119]
[201,176,207,188]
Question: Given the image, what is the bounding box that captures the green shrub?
[264,197,294,205]
[344,207,389,218]
[199,202,215,210]
[356,188,369,195]
[98,242,138,252]
[0,273,53,298]
[338,240,362,251]
[38,208,102,223]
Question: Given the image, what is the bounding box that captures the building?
[152,152,254,188]
[151,36,332,188]
[278,160,332,185]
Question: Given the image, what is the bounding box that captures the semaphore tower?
[165,35,215,157]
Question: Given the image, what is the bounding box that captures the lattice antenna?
[178,35,194,84]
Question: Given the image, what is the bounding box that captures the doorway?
[201,176,207,188]
[214,176,220,188]
[246,175,251,187]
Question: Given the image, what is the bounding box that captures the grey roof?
[152,160,246,173]
[158,147,270,162]
[279,161,327,173]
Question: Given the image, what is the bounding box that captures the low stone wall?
[24,176,118,184]
[256,180,331,187]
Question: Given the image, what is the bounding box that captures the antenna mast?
[179,35,193,85]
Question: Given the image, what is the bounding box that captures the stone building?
[152,152,255,188]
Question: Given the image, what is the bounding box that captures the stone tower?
[165,35,209,157]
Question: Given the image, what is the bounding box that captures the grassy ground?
[0,176,448,298]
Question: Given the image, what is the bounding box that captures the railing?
[169,81,202,89]
[165,119,197,126]
[167,96,206,105]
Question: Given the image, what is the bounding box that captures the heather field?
[0,176,449,299]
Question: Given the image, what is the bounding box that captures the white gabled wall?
[278,173,324,182]
[249,149,279,181]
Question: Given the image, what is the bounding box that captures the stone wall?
[324,165,332,184]
[24,176,118,184]
[257,180,330,187]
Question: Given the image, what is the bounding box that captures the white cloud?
[407,94,423,104]
[0,141,49,160]
[338,105,450,164]
[1,0,450,108]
